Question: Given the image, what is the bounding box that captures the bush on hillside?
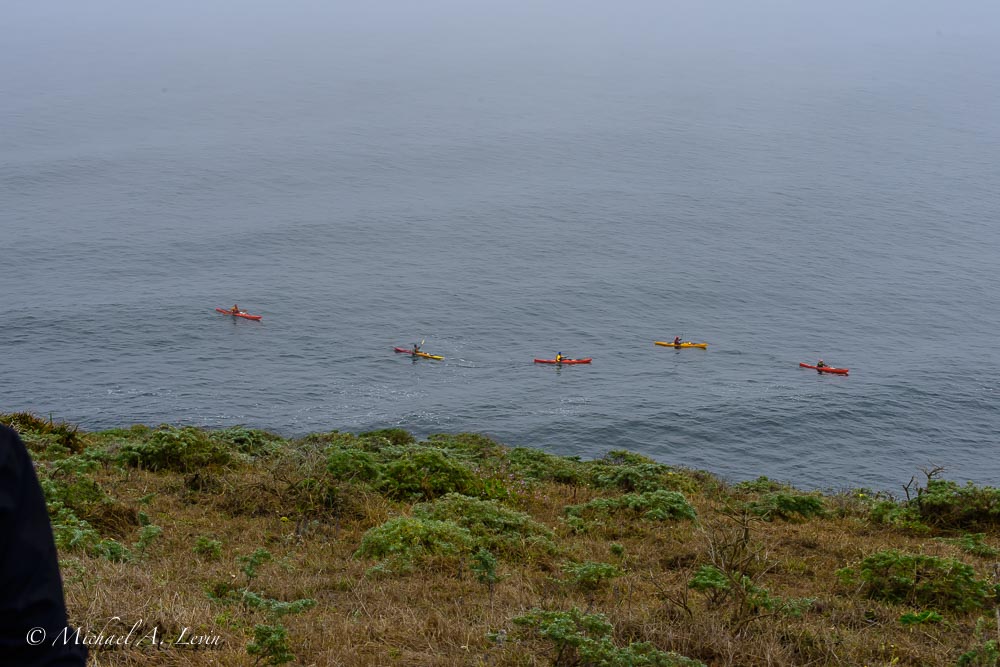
[38,452,138,539]
[838,550,996,612]
[508,607,704,667]
[327,448,381,484]
[869,500,931,534]
[359,428,416,447]
[508,447,586,486]
[747,492,826,521]
[427,433,505,459]
[917,480,1000,530]
[1,412,84,453]
[943,533,999,558]
[354,517,474,573]
[379,448,479,500]
[212,426,282,458]
[118,426,232,472]
[566,490,697,523]
[412,493,555,556]
[587,451,700,494]
[870,480,1000,534]
[560,561,623,591]
[733,476,789,494]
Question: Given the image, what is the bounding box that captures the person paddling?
[412,342,421,354]
[555,352,564,363]
[816,359,826,368]
[673,336,682,346]
[231,304,241,314]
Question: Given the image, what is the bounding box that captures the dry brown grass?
[47,432,1000,667]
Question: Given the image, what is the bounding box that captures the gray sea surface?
[3,0,999,490]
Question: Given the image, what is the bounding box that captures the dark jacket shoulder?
[0,425,88,665]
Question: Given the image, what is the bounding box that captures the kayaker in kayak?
[816,359,826,368]
[555,352,564,362]
[412,343,421,354]
[231,304,241,314]
[673,336,682,345]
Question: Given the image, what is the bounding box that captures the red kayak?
[800,363,848,375]
[216,308,262,321]
[534,357,592,365]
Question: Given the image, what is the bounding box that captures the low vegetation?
[6,412,1000,666]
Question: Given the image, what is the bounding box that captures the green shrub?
[689,565,730,594]
[246,624,295,665]
[80,525,163,563]
[47,503,101,552]
[354,517,474,573]
[19,433,72,460]
[870,500,931,534]
[293,430,353,448]
[86,424,153,446]
[379,448,478,500]
[747,492,825,521]
[359,428,415,447]
[133,524,162,559]
[733,476,788,494]
[898,610,943,626]
[471,548,499,589]
[93,539,133,563]
[427,433,504,459]
[838,550,994,612]
[38,455,139,554]
[590,462,671,493]
[238,548,273,588]
[286,476,344,516]
[509,607,703,666]
[602,450,657,466]
[212,426,282,458]
[194,536,223,560]
[208,548,316,634]
[945,533,1000,558]
[326,449,381,483]
[958,640,1000,667]
[1,412,83,453]
[588,452,700,494]
[242,592,317,618]
[40,468,105,510]
[917,480,1000,530]
[688,565,812,618]
[508,448,585,486]
[561,561,623,591]
[412,493,554,556]
[566,490,696,523]
[50,512,154,564]
[118,426,232,472]
[872,480,1000,533]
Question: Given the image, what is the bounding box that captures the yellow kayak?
[394,347,444,360]
[654,341,708,349]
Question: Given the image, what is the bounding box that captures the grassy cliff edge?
[5,412,999,666]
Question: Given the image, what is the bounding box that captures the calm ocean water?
[3,0,999,490]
